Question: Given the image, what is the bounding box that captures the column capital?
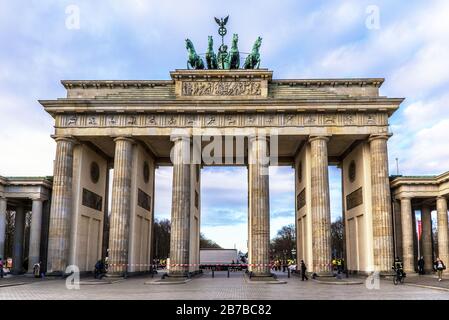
[248,134,270,143]
[368,133,392,142]
[170,135,191,143]
[31,197,44,202]
[308,135,331,143]
[51,135,77,144]
[113,136,135,144]
[437,196,447,201]
[400,196,412,201]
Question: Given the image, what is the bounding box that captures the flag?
[417,220,422,241]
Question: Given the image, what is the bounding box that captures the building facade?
[2,69,448,278]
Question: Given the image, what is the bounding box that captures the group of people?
[417,256,446,281]
[0,257,43,278]
[331,258,346,275]
[393,256,446,281]
[271,259,294,272]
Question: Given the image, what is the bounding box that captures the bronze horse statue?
[185,39,205,70]
[226,33,240,69]
[244,37,262,69]
[205,36,218,69]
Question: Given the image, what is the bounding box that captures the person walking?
[337,258,343,274]
[300,260,308,281]
[434,257,446,281]
[418,256,425,275]
[33,262,41,278]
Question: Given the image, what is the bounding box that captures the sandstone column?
[169,135,191,277]
[47,136,75,274]
[12,205,25,274]
[0,197,6,259]
[400,197,414,272]
[393,199,403,258]
[369,134,394,272]
[421,204,433,273]
[248,135,270,277]
[107,137,134,276]
[309,136,332,275]
[436,197,449,265]
[27,199,43,273]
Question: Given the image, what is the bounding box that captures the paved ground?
[0,270,448,300]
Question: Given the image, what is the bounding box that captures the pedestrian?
[94,259,105,279]
[33,261,41,278]
[0,257,4,279]
[434,257,446,281]
[337,258,343,274]
[418,256,425,275]
[332,258,337,271]
[300,260,308,281]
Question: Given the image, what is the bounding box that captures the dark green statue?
[243,36,262,69]
[217,44,228,69]
[185,38,205,70]
[183,17,262,70]
[226,33,240,69]
[205,36,218,69]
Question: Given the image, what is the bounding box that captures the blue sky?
[1,0,449,251]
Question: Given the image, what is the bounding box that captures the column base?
[106,272,128,279]
[244,272,286,284]
[312,271,334,278]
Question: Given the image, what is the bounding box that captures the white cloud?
[400,119,449,174]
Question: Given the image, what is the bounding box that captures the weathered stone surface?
[12,206,25,274]
[47,137,75,274]
[168,135,191,276]
[369,134,394,272]
[400,197,414,272]
[107,137,134,276]
[248,135,270,276]
[421,204,433,273]
[309,136,332,274]
[436,197,449,265]
[28,199,43,273]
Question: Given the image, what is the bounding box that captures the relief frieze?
[58,112,385,128]
[181,81,262,96]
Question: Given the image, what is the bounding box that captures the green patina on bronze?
[185,16,262,70]
[185,39,204,70]
[205,36,218,69]
[244,36,262,69]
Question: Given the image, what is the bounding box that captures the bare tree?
[331,216,344,259]
[270,224,295,260]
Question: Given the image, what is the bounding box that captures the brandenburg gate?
[39,67,404,278]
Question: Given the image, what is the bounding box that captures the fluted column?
[421,204,433,273]
[0,197,6,259]
[393,200,403,258]
[107,137,134,276]
[248,135,270,277]
[27,199,43,273]
[169,135,191,276]
[436,197,449,265]
[309,136,332,275]
[47,136,75,274]
[12,205,25,274]
[400,197,414,272]
[369,134,394,272]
